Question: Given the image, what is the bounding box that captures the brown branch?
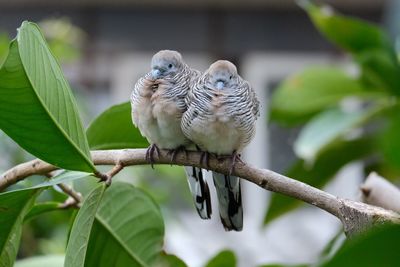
[45,172,83,209]
[57,183,83,208]
[1,149,399,236]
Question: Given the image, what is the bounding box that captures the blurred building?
[0,0,393,266]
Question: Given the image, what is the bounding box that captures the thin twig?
[57,183,82,205]
[95,163,125,186]
[46,172,82,209]
[1,149,399,235]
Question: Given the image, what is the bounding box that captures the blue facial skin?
[216,80,225,89]
[151,69,161,79]
[151,61,176,80]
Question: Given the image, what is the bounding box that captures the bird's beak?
[216,81,224,90]
[151,69,161,79]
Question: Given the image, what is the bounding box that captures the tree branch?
[1,148,399,236]
[57,183,83,208]
[360,172,400,213]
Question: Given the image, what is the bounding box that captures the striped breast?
[131,65,199,149]
[182,74,259,155]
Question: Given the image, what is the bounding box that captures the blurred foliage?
[0,33,10,65]
[39,18,85,63]
[266,1,400,225]
[157,253,188,267]
[263,1,400,265]
[321,224,400,266]
[15,255,64,267]
[205,250,236,267]
[0,1,400,267]
[264,137,375,224]
[270,66,381,125]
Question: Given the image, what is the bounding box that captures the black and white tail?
[184,166,212,219]
[212,172,243,231]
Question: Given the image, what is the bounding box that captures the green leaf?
[66,182,165,267]
[14,255,64,267]
[24,202,61,221]
[294,107,380,162]
[321,224,400,267]
[65,184,106,267]
[264,137,375,225]
[270,66,376,125]
[6,171,92,193]
[258,264,308,267]
[0,188,41,267]
[157,253,188,267]
[205,250,236,267]
[0,33,9,65]
[302,1,393,54]
[318,231,346,263]
[302,1,400,95]
[86,102,148,149]
[0,21,95,172]
[378,109,400,170]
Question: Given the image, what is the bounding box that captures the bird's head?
[206,60,238,90]
[150,50,184,79]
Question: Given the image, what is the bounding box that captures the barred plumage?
[182,60,260,231]
[130,50,211,219]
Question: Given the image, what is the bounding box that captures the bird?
[182,60,260,231]
[130,50,212,219]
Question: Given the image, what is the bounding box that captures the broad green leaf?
[0,188,41,267]
[270,66,377,125]
[205,250,236,267]
[65,184,106,267]
[264,137,375,224]
[0,33,9,65]
[321,224,400,267]
[66,182,165,267]
[258,264,308,267]
[356,49,400,93]
[0,21,95,172]
[302,1,400,95]
[378,109,400,170]
[86,102,148,149]
[6,171,91,193]
[157,253,188,267]
[294,107,380,162]
[14,255,64,267]
[24,202,61,221]
[301,1,393,54]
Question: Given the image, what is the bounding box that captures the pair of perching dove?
[131,50,260,231]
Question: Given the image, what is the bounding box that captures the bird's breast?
[209,95,230,123]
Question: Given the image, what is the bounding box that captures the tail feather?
[212,172,243,231]
[184,166,212,219]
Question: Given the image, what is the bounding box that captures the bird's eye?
[168,64,173,69]
[229,75,233,80]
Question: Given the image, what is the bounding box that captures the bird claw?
[200,151,211,169]
[167,145,188,163]
[145,144,160,169]
[229,151,242,176]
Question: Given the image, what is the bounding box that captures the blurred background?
[1,0,400,266]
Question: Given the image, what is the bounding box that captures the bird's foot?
[217,151,243,175]
[167,145,188,163]
[200,151,211,169]
[145,144,160,169]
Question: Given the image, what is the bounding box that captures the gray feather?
[212,172,243,231]
[184,166,212,219]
